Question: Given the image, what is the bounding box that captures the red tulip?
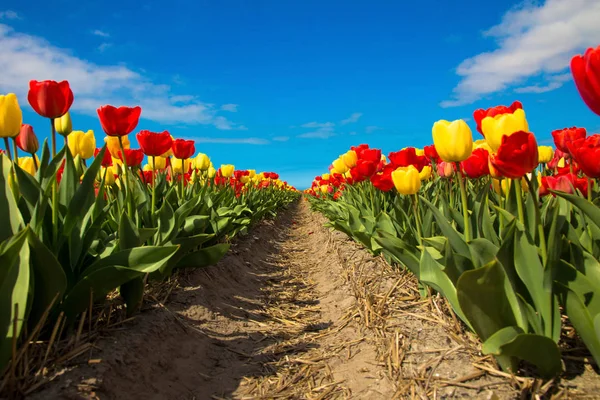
[568,134,600,178]
[547,148,569,169]
[97,105,142,137]
[370,164,395,192]
[388,147,428,172]
[490,131,538,179]
[570,45,600,116]
[16,124,40,154]
[94,147,113,167]
[27,80,73,119]
[137,130,173,157]
[540,174,591,198]
[460,148,490,179]
[359,148,382,163]
[552,127,586,154]
[140,170,154,185]
[473,101,523,135]
[424,145,439,162]
[351,144,370,158]
[172,139,195,159]
[118,148,144,167]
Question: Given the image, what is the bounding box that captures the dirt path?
[30,200,598,399]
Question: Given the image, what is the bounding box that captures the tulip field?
[1,44,600,398]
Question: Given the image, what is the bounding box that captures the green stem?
[12,139,18,163]
[514,179,525,226]
[587,177,593,203]
[31,153,38,172]
[524,174,547,266]
[51,119,56,157]
[117,136,132,216]
[4,138,12,161]
[180,159,185,201]
[151,156,156,222]
[456,164,471,242]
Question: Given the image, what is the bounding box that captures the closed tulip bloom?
[194,153,211,170]
[419,165,432,180]
[570,45,600,116]
[391,165,421,195]
[149,156,167,171]
[97,105,142,137]
[437,161,455,178]
[221,164,235,178]
[18,156,39,175]
[342,150,358,168]
[473,101,523,135]
[490,131,539,179]
[432,119,473,162]
[28,80,73,119]
[68,130,96,159]
[481,108,529,152]
[118,148,144,167]
[332,157,349,174]
[172,139,196,159]
[569,134,600,178]
[207,166,216,178]
[0,93,23,138]
[137,130,173,157]
[16,124,39,154]
[247,169,256,178]
[54,112,73,136]
[101,166,117,185]
[538,146,554,164]
[172,157,192,174]
[104,135,130,158]
[551,127,586,154]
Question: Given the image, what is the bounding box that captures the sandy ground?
[29,200,600,399]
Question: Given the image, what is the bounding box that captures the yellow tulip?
[419,165,432,181]
[415,148,425,156]
[321,173,330,180]
[207,166,216,178]
[54,112,73,136]
[344,170,353,179]
[432,119,473,162]
[493,177,528,196]
[342,150,358,168]
[391,165,421,195]
[481,108,529,153]
[538,146,554,164]
[17,156,39,175]
[104,135,130,158]
[473,139,492,152]
[319,185,329,194]
[332,158,349,174]
[240,175,250,184]
[558,157,565,168]
[221,164,235,178]
[172,157,192,174]
[143,163,152,172]
[248,169,256,178]
[149,156,167,170]
[101,166,116,185]
[194,153,211,171]
[0,93,23,138]
[68,130,96,159]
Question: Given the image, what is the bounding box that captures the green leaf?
[175,243,230,269]
[118,211,141,250]
[156,201,176,245]
[420,196,470,258]
[0,156,25,242]
[374,230,420,277]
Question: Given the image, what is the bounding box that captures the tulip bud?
[207,166,216,178]
[194,153,211,171]
[437,161,455,178]
[54,112,73,136]
[432,119,473,162]
[538,146,554,164]
[16,124,40,154]
[105,135,130,158]
[342,150,358,168]
[0,93,23,138]
[248,169,256,178]
[419,165,432,181]
[481,109,529,153]
[220,164,235,178]
[149,156,167,170]
[391,165,421,195]
[172,157,192,174]
[68,130,96,160]
[17,156,39,176]
[332,158,349,174]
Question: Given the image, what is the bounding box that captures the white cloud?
[0,11,19,20]
[340,112,363,125]
[365,126,381,134]
[514,72,572,93]
[441,0,600,107]
[298,125,335,139]
[301,121,334,128]
[97,42,112,52]
[273,136,289,142]
[192,137,269,145]
[220,103,238,112]
[92,29,110,38]
[0,23,241,129]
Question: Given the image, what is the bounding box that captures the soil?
[29,200,600,399]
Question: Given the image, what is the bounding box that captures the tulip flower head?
[16,124,39,154]
[54,112,73,136]
[538,146,554,164]
[68,130,96,159]
[490,131,539,179]
[570,45,600,116]
[194,153,211,171]
[342,150,358,168]
[28,80,73,119]
[172,139,196,160]
[473,101,523,135]
[391,165,421,195]
[432,119,473,162]
[332,157,349,174]
[97,105,142,137]
[149,156,167,171]
[104,135,131,158]
[0,93,23,138]
[481,108,529,153]
[552,127,586,155]
[220,164,235,178]
[137,130,173,157]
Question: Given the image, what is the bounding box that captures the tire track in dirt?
[32,200,394,399]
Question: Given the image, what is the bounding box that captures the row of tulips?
[306,45,600,377]
[0,81,299,379]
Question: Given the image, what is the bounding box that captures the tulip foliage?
[306,44,600,379]
[0,81,298,374]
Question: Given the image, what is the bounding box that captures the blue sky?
[1,0,600,188]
